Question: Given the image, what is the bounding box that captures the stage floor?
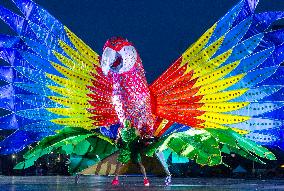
[0,176,283,191]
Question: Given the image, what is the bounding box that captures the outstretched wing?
[0,0,118,165]
[148,0,284,165]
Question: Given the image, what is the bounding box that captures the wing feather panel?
[150,0,284,148]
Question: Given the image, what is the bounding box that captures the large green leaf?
[206,128,276,161]
[73,140,91,155]
[68,136,117,174]
[153,129,222,166]
[62,144,74,155]
[144,136,168,157]
[205,128,239,148]
[146,127,276,167]
[14,127,115,170]
[231,131,276,160]
[226,146,265,164]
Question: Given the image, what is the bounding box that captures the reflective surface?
[0,176,284,191]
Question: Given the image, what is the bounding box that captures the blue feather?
[14,66,56,85]
[232,85,283,102]
[244,12,284,40]
[15,94,64,108]
[13,82,56,96]
[0,6,38,40]
[228,102,284,117]
[0,34,21,48]
[0,66,15,83]
[260,44,284,68]
[231,0,258,28]
[229,117,282,131]
[163,124,191,137]
[0,130,51,154]
[245,128,282,147]
[0,5,25,34]
[15,108,65,121]
[221,33,263,66]
[20,121,63,133]
[28,22,67,56]
[100,124,120,139]
[228,66,279,90]
[258,67,284,86]
[20,51,61,75]
[261,87,284,102]
[228,47,274,77]
[215,17,252,56]
[0,114,37,130]
[207,0,244,45]
[12,0,73,47]
[259,107,284,120]
[21,37,59,63]
[0,48,33,68]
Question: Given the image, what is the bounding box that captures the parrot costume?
[0,0,284,186]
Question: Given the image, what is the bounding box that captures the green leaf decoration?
[206,128,276,161]
[14,126,115,171]
[73,140,91,156]
[144,136,168,157]
[226,146,265,164]
[68,136,118,174]
[62,144,74,155]
[154,129,222,166]
[221,145,231,154]
[146,127,276,167]
[231,131,276,160]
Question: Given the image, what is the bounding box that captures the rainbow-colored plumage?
[0,0,283,174]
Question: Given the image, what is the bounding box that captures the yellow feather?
[192,49,233,79]
[198,102,249,112]
[50,62,91,85]
[64,26,100,66]
[203,122,249,134]
[46,74,90,95]
[53,51,92,77]
[48,96,89,108]
[196,73,245,95]
[47,86,88,99]
[51,118,95,129]
[231,128,249,135]
[59,40,94,70]
[154,119,169,136]
[200,89,248,103]
[47,108,92,118]
[197,112,250,124]
[181,23,217,65]
[194,61,240,88]
[185,36,225,74]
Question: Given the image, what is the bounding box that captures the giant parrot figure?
[0,0,283,183]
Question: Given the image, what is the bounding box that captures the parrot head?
[101,37,138,76]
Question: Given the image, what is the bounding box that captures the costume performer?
[0,0,283,187]
[112,120,149,185]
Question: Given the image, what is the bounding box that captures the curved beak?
[101,53,112,76]
[101,47,117,76]
[101,63,110,76]
[101,51,124,75]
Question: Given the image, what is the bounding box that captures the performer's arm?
[115,127,122,145]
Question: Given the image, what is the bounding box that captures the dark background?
[1,0,284,83]
[0,0,284,177]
